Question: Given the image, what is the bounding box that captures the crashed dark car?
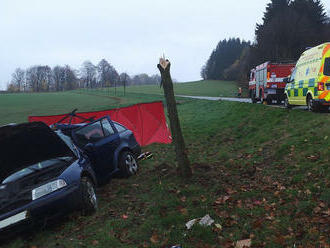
[0,116,141,232]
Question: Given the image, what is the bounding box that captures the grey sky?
[0,0,329,90]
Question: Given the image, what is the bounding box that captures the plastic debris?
[199,214,214,226]
[185,218,198,229]
[185,214,215,229]
[214,223,222,230]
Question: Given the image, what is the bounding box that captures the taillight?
[317,82,324,91]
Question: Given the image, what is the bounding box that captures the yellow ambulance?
[284,43,330,111]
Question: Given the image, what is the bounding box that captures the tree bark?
[157,59,192,178]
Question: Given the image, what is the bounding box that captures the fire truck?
[249,62,295,104]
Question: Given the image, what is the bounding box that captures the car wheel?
[118,151,139,178]
[284,95,292,109]
[307,95,317,112]
[80,176,97,215]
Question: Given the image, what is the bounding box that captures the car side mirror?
[283,77,289,83]
[84,143,95,154]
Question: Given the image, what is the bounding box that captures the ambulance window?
[290,68,297,82]
[324,58,330,76]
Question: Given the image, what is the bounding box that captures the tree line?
[7,59,161,92]
[202,0,330,82]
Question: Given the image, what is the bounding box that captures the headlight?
[32,179,67,200]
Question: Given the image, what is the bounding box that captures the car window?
[75,121,105,146]
[290,68,297,82]
[101,118,115,136]
[324,57,330,76]
[114,122,127,133]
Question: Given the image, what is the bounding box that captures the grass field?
[75,80,241,98]
[1,83,329,247]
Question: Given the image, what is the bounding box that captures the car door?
[72,117,120,180]
[288,68,298,104]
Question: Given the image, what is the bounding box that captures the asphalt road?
[176,95,251,103]
[175,94,313,110]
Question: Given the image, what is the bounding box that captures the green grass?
[1,85,329,247]
[75,80,241,98]
[0,91,163,126]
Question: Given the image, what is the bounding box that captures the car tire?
[307,95,318,112]
[284,95,292,109]
[80,176,98,215]
[118,151,139,178]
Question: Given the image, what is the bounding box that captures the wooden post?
[157,58,192,178]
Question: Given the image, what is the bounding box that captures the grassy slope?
[1,87,330,247]
[76,80,240,98]
[0,92,164,126]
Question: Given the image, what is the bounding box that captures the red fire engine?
[249,62,295,104]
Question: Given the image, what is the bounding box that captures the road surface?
[176,95,251,103]
[175,95,315,111]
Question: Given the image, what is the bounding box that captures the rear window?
[324,58,330,76]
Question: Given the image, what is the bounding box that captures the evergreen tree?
[202,38,250,80]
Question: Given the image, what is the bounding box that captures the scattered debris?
[199,214,215,226]
[185,218,198,230]
[185,214,215,229]
[214,223,222,230]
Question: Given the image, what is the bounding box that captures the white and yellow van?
[284,43,330,111]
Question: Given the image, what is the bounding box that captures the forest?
[202,0,330,82]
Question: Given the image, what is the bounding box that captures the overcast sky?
[0,0,329,90]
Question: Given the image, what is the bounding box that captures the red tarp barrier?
[28,101,172,147]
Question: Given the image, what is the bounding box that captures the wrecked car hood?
[0,122,74,182]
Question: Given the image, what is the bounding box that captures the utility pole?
[157,58,192,178]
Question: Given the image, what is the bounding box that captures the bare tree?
[53,66,65,91]
[97,59,119,88]
[11,68,25,91]
[157,58,192,178]
[26,65,52,92]
[81,61,97,88]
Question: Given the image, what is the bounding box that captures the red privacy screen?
[28,101,172,147]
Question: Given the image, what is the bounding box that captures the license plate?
[0,211,27,230]
[267,89,276,94]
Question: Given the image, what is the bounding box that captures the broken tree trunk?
[157,58,192,178]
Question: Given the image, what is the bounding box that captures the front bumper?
[265,88,285,100]
[0,183,80,233]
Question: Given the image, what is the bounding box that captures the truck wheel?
[266,97,272,105]
[307,95,318,112]
[251,92,257,104]
[118,151,139,178]
[284,95,292,109]
[80,176,98,215]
